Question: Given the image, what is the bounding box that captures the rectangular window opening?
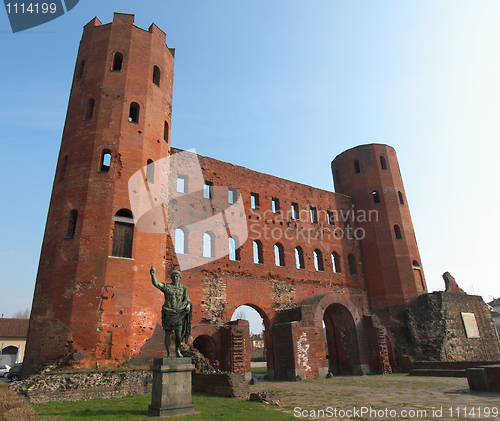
[228,187,237,204]
[251,193,260,209]
[272,198,280,214]
[310,207,318,224]
[177,176,187,194]
[204,182,213,199]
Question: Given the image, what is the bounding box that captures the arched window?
[203,232,215,258]
[314,249,324,271]
[412,260,420,268]
[146,159,155,184]
[112,52,123,71]
[84,98,95,120]
[129,102,140,123]
[331,251,341,273]
[348,254,357,275]
[153,65,161,86]
[59,155,68,180]
[398,191,405,205]
[372,190,381,204]
[99,150,111,172]
[164,121,169,143]
[76,59,85,81]
[295,246,305,269]
[175,228,187,254]
[253,240,263,264]
[65,209,78,238]
[229,236,240,261]
[380,155,388,170]
[354,160,361,174]
[394,224,402,239]
[112,209,134,258]
[274,243,285,267]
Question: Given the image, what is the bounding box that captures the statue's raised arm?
[150,266,164,290]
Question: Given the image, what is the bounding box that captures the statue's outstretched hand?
[150,266,155,275]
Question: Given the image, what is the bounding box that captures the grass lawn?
[250,366,267,375]
[33,392,295,420]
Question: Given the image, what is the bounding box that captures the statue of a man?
[150,267,192,357]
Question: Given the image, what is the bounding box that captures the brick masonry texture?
[23,13,500,381]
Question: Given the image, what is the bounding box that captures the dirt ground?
[249,374,500,420]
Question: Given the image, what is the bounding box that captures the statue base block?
[148,357,195,417]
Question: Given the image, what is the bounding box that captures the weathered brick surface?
[407,292,500,361]
[24,13,499,382]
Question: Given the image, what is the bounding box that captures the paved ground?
[250,374,500,420]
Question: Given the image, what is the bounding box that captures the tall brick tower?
[24,13,175,375]
[331,144,427,311]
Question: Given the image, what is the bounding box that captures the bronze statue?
[150,267,192,357]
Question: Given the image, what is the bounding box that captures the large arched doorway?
[193,334,217,363]
[231,304,273,379]
[323,303,360,374]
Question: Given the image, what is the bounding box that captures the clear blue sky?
[1,1,499,323]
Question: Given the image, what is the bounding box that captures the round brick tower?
[24,13,175,375]
[331,144,427,311]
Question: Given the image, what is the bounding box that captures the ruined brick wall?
[408,292,500,361]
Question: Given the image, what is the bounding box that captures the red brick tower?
[24,13,175,375]
[331,144,427,311]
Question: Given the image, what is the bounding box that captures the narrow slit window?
[59,155,68,180]
[111,209,134,258]
[295,246,305,269]
[354,160,361,174]
[146,159,155,184]
[153,65,161,86]
[314,249,324,271]
[251,193,260,209]
[394,224,402,239]
[380,155,388,170]
[65,209,78,238]
[99,150,111,172]
[84,98,95,120]
[398,191,405,205]
[348,254,357,275]
[331,252,341,273]
[129,102,140,123]
[274,243,285,267]
[372,190,381,204]
[163,121,169,143]
[76,59,85,81]
[253,240,263,264]
[112,52,123,71]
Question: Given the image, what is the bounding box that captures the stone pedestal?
[148,357,195,417]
